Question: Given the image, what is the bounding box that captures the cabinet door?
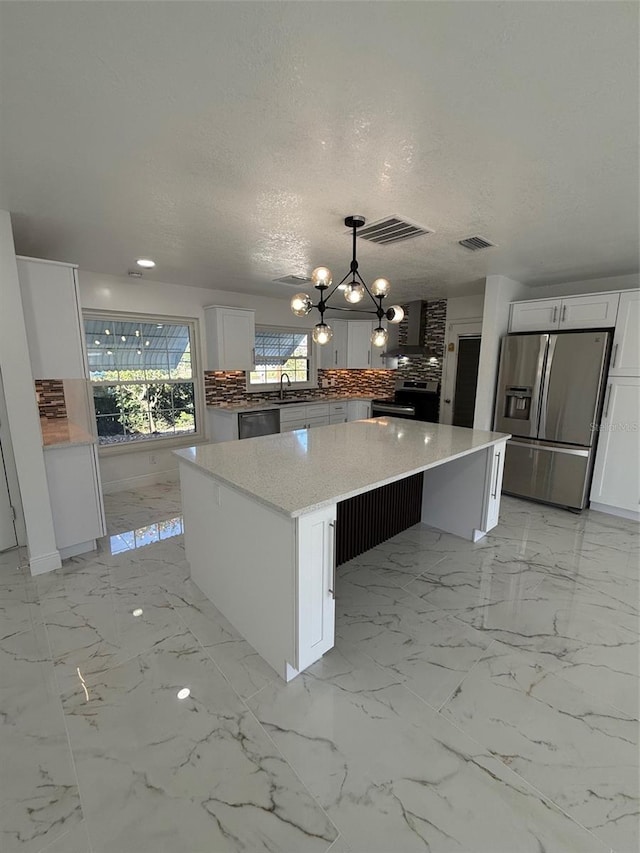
[296,506,336,671]
[348,400,371,421]
[483,441,506,531]
[320,320,348,369]
[590,377,640,512]
[205,307,255,371]
[610,291,640,376]
[559,293,619,330]
[509,300,560,333]
[44,444,105,550]
[347,322,373,368]
[18,260,86,379]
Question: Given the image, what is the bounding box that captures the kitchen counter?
[207,394,376,414]
[40,417,95,448]
[176,417,509,682]
[175,419,509,518]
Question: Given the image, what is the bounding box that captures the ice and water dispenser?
[504,386,533,421]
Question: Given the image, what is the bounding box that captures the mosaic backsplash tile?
[35,379,67,419]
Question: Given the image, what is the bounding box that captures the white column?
[0,211,61,573]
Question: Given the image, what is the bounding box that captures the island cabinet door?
[296,506,337,672]
[483,440,506,532]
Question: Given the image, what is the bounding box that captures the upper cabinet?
[509,292,620,333]
[609,290,640,376]
[320,320,374,369]
[509,299,560,333]
[18,258,87,379]
[205,306,255,371]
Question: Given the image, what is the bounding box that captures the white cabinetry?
[509,292,620,333]
[320,321,374,369]
[279,403,330,432]
[204,306,255,371]
[296,505,336,672]
[609,291,640,376]
[18,258,86,378]
[483,440,506,531]
[44,445,105,555]
[590,378,640,514]
[348,400,371,421]
[509,299,561,333]
[329,401,348,424]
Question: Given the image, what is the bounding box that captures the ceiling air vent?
[458,235,495,251]
[355,216,434,246]
[273,274,313,287]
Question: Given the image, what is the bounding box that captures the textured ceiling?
[0,1,638,302]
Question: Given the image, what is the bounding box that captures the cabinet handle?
[251,348,255,367]
[329,521,337,598]
[552,306,558,323]
[561,304,567,323]
[491,452,501,499]
[367,351,370,365]
[334,350,337,366]
[611,343,619,369]
[603,384,612,419]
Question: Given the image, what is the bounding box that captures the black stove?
[372,380,440,422]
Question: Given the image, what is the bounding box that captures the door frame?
[440,320,483,425]
[0,370,26,547]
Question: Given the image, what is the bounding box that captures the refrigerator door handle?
[537,335,556,439]
[508,440,589,458]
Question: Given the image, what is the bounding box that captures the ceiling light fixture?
[290,215,404,346]
[136,258,155,269]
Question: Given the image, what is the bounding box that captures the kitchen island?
[175,418,509,681]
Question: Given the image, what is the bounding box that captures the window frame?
[83,310,206,454]
[246,324,317,393]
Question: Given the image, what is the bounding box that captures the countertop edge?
[174,433,510,519]
[207,396,376,414]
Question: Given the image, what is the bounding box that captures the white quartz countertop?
[174,418,510,518]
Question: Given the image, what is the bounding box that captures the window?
[248,326,315,390]
[84,314,200,447]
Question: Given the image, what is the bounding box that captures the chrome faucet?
[279,372,292,400]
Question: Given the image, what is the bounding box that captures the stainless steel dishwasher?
[238,409,280,439]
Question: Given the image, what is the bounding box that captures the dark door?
[453,337,481,428]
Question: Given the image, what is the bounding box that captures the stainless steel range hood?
[383,300,435,358]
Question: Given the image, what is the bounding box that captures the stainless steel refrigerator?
[494,331,610,510]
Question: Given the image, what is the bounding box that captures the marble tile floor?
[0,480,638,852]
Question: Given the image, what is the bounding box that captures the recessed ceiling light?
[132,608,143,617]
[136,258,155,269]
[177,687,191,700]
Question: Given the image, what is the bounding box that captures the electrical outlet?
[149,454,157,465]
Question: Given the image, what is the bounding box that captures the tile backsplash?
[204,369,396,406]
[396,299,447,384]
[35,379,67,419]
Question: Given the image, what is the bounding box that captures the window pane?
[249,327,311,385]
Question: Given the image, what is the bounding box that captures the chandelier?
[290,215,405,346]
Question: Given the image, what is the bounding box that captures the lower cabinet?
[590,377,640,514]
[296,505,336,672]
[44,444,105,557]
[348,400,371,421]
[329,401,348,424]
[483,440,506,531]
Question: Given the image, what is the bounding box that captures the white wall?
[473,275,529,431]
[445,293,485,323]
[0,211,61,573]
[78,271,302,491]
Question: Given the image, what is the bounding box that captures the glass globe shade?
[312,323,333,345]
[386,305,404,324]
[311,266,332,288]
[290,292,312,317]
[371,278,390,297]
[371,326,389,347]
[343,283,365,304]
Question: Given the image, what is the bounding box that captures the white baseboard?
[29,550,62,575]
[102,470,179,495]
[590,501,640,522]
[59,540,97,559]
